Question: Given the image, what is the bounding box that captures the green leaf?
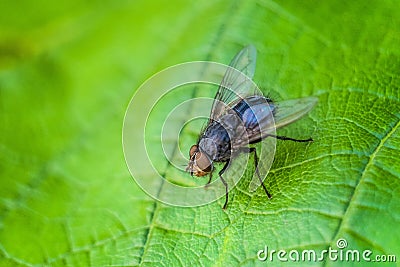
[1,0,399,266]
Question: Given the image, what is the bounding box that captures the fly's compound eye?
[189,145,198,158]
[194,151,212,174]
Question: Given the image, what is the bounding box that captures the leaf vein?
[324,116,400,265]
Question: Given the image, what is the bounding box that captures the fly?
[186,45,318,209]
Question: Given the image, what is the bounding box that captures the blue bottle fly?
[186,45,318,209]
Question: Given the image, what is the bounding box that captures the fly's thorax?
[199,114,248,162]
[198,137,219,161]
[219,113,245,135]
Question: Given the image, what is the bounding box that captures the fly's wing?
[249,96,318,140]
[248,96,318,192]
[209,45,260,121]
[273,96,318,130]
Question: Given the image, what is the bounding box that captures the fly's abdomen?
[233,96,275,142]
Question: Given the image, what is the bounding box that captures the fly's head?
[186,145,213,177]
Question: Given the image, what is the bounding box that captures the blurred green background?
[1,0,399,266]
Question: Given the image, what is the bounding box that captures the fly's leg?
[267,134,313,143]
[248,147,272,199]
[219,160,230,209]
[205,172,213,188]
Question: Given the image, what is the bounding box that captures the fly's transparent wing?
[273,97,318,129]
[252,96,318,136]
[232,97,318,145]
[210,45,260,121]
